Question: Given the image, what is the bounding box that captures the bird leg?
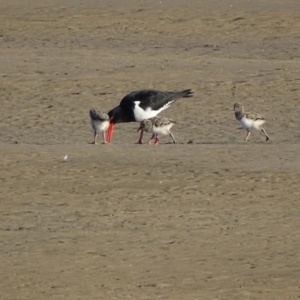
[169,132,176,144]
[153,135,160,145]
[91,131,97,144]
[102,131,108,144]
[148,134,156,145]
[136,129,144,144]
[261,127,270,141]
[244,131,251,142]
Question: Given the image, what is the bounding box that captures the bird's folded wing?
[245,111,265,121]
[154,117,175,127]
[91,111,109,121]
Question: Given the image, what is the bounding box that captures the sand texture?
[1,0,300,299]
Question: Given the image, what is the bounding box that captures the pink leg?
[244,131,251,142]
[148,134,155,145]
[102,131,108,144]
[153,135,159,145]
[136,129,144,144]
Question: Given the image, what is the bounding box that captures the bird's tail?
[180,89,193,98]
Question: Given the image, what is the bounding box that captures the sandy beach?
[1,0,300,299]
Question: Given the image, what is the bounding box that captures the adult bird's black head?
[107,104,135,143]
[106,89,193,143]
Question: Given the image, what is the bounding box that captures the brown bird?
[89,109,110,144]
[233,102,270,142]
[137,117,176,145]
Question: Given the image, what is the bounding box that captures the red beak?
[107,117,114,143]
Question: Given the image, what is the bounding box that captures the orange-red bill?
[107,123,114,143]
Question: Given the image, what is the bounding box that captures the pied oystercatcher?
[89,109,110,144]
[233,102,270,142]
[137,117,176,145]
[107,89,193,143]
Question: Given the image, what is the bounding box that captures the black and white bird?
[137,117,176,145]
[107,89,193,143]
[233,102,270,142]
[89,109,110,144]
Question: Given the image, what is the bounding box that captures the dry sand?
[1,0,300,299]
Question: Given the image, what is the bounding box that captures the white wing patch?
[133,100,174,122]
